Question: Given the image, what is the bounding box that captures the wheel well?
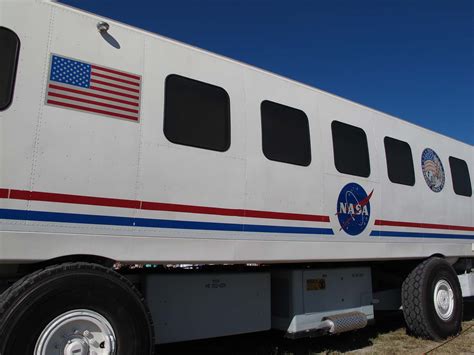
[18,254,115,273]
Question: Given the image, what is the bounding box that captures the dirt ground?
[156,298,474,354]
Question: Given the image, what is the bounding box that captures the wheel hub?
[64,338,89,355]
[433,279,455,321]
[34,309,116,355]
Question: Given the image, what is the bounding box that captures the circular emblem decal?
[336,183,373,236]
[421,148,445,192]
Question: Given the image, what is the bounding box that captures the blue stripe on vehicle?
[0,208,334,235]
[370,230,474,240]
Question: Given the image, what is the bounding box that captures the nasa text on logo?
[336,183,373,236]
[421,148,445,193]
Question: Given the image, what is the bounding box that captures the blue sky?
[61,0,473,145]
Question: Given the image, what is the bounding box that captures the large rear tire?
[401,257,463,340]
[0,262,154,354]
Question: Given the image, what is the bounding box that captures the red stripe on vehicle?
[49,84,139,107]
[141,201,244,217]
[245,209,330,222]
[141,202,329,222]
[375,219,474,232]
[1,189,331,223]
[0,189,9,199]
[9,190,140,209]
[9,189,30,200]
[90,79,140,93]
[47,100,139,121]
[91,65,141,80]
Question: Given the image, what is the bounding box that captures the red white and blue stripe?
[1,188,473,239]
[370,220,474,240]
[0,189,333,235]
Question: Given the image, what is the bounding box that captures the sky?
[60,0,473,145]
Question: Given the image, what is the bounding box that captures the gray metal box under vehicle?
[145,272,271,344]
[271,267,374,332]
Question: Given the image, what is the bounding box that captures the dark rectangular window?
[0,27,20,111]
[261,100,311,166]
[449,156,472,197]
[331,121,370,177]
[164,74,230,152]
[384,137,415,186]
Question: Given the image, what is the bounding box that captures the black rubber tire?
[0,262,155,354]
[401,257,463,340]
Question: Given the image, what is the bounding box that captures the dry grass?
[156,299,474,355]
[349,319,474,355]
[334,299,474,355]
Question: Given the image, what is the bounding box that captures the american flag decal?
[46,55,141,121]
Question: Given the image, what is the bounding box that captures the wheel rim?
[34,309,116,355]
[433,279,455,321]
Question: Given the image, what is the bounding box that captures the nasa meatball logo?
[336,183,373,236]
[421,148,445,193]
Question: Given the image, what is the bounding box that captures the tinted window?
[331,121,370,177]
[0,27,20,110]
[261,100,311,166]
[449,156,472,197]
[164,74,230,151]
[384,137,415,186]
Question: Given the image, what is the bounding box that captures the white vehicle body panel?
[0,0,472,264]
[145,272,271,343]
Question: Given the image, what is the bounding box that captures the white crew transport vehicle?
[1,1,473,354]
